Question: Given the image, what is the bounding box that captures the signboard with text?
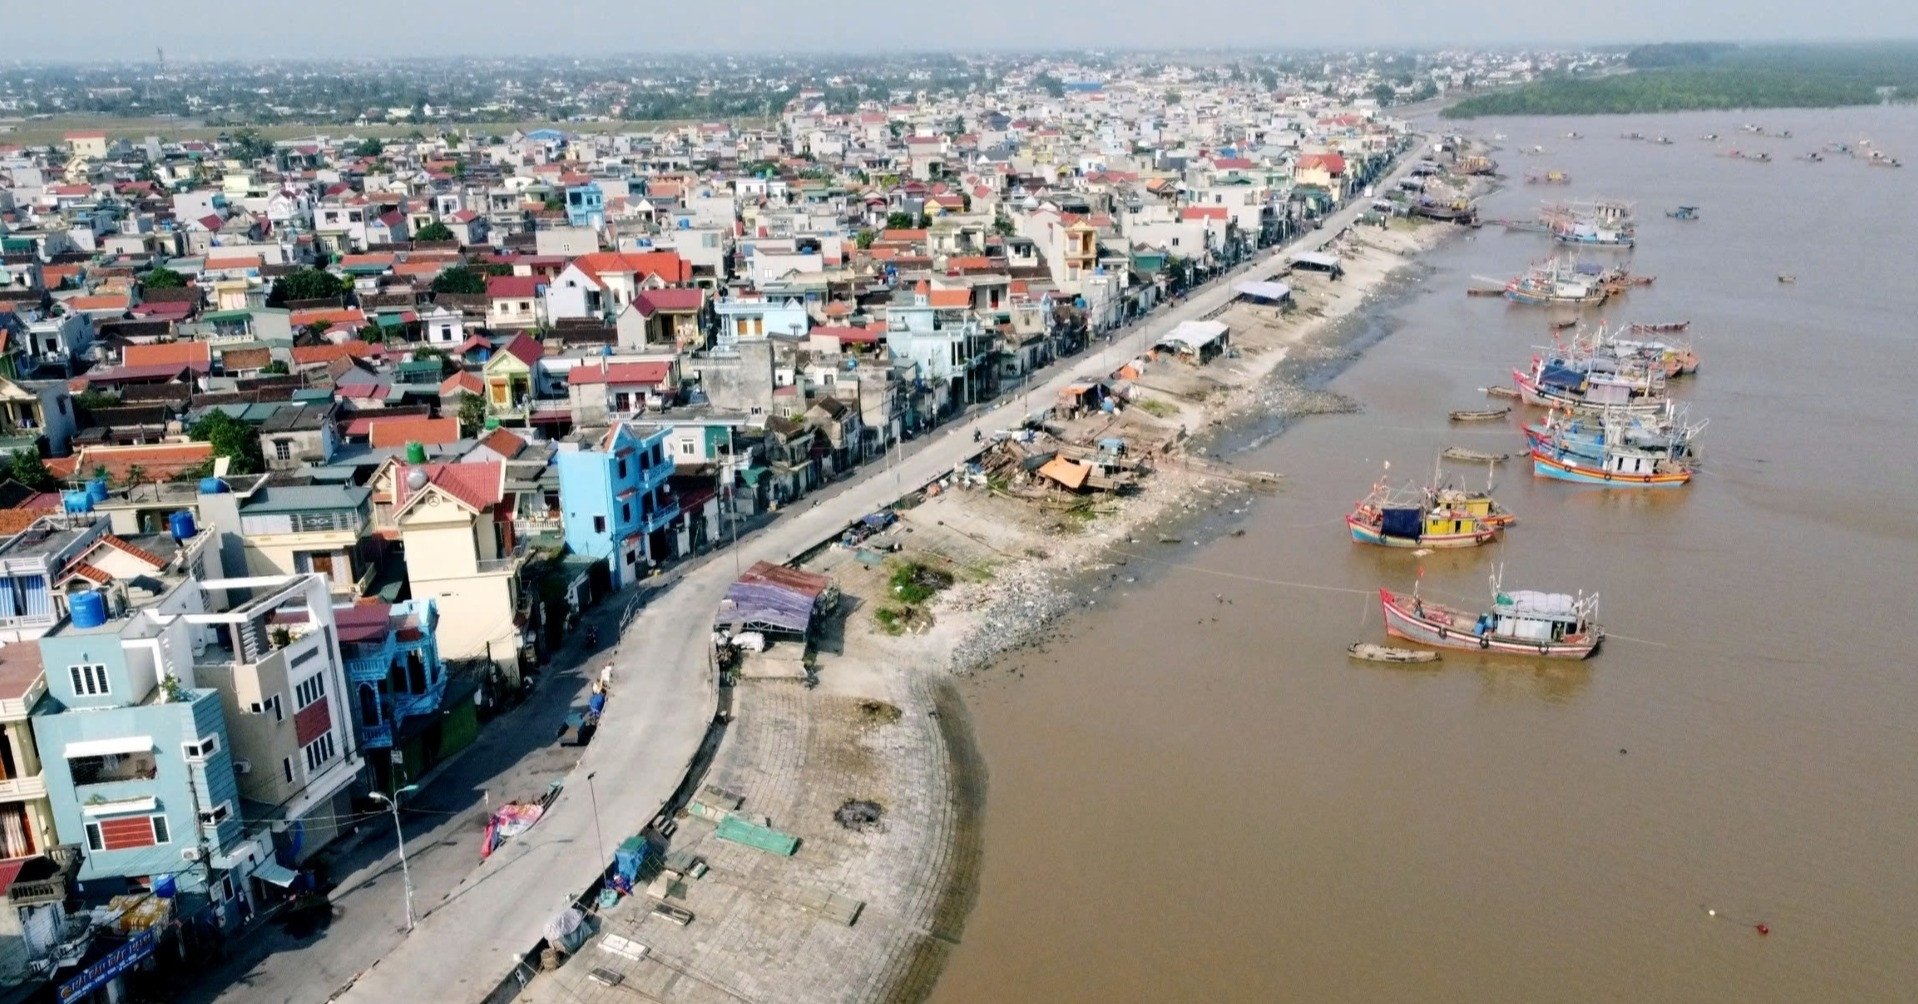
[59,928,159,1004]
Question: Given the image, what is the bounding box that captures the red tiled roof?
[633,287,704,316]
[394,461,504,513]
[567,360,672,386]
[66,294,129,312]
[814,325,882,345]
[569,251,693,288]
[486,275,542,299]
[440,372,484,397]
[369,416,460,449]
[1298,152,1346,174]
[495,332,543,366]
[290,341,382,366]
[123,341,211,369]
[289,307,366,328]
[476,427,525,458]
[57,442,213,483]
[1181,206,1229,221]
[928,288,971,308]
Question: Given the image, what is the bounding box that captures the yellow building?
[374,460,526,675]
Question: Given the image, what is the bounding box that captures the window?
[69,663,110,697]
[620,503,631,523]
[250,694,284,722]
[593,516,606,533]
[616,458,628,478]
[183,735,220,761]
[274,440,293,460]
[282,756,295,783]
[198,802,231,827]
[153,816,170,844]
[294,675,325,710]
[678,441,695,456]
[88,813,170,850]
[303,733,336,772]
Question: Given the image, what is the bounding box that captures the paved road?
[340,146,1426,1004]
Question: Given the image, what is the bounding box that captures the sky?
[11,0,1918,61]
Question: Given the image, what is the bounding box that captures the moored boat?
[1513,362,1669,416]
[1449,407,1510,422]
[1629,320,1690,333]
[1442,447,1509,464]
[1347,642,1441,664]
[1346,481,1503,549]
[1379,579,1602,659]
[1530,444,1695,487]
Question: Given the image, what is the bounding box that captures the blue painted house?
[565,183,605,230]
[336,598,451,790]
[32,621,244,896]
[557,422,679,588]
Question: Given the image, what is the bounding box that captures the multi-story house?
[0,645,56,860]
[563,183,604,229]
[371,457,525,673]
[0,517,111,645]
[713,295,808,350]
[544,251,691,323]
[313,198,369,254]
[0,376,76,458]
[334,599,449,792]
[229,485,372,595]
[884,297,997,417]
[565,358,677,426]
[481,333,544,421]
[556,423,678,588]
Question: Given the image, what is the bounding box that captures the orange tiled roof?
[368,416,459,449]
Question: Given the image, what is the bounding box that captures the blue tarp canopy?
[1538,364,1587,390]
[1380,507,1422,539]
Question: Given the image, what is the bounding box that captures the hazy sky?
[13,0,1917,61]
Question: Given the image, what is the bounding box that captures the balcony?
[393,687,443,722]
[346,654,391,685]
[474,556,522,576]
[0,772,46,801]
[358,720,393,749]
[637,499,681,535]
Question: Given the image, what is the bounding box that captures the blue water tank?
[86,478,109,504]
[169,510,197,541]
[70,590,108,629]
[62,490,94,514]
[198,477,227,495]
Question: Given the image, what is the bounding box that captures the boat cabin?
[1482,589,1593,643]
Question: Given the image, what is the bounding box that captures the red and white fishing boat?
[1379,572,1602,659]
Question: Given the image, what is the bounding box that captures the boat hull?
[1347,517,1499,549]
[1378,589,1600,659]
[1531,450,1693,487]
[1513,369,1668,416]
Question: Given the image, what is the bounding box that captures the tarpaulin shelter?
[714,561,837,637]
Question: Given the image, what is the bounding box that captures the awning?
[65,736,153,758]
[1234,280,1293,301]
[1161,320,1229,352]
[82,796,158,818]
[253,859,299,887]
[1291,251,1342,270]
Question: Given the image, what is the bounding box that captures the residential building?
[333,599,466,792]
[556,423,678,588]
[373,459,525,672]
[0,377,76,458]
[230,485,372,595]
[481,333,544,421]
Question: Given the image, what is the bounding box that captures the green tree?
[431,265,488,295]
[267,268,346,307]
[1034,73,1066,99]
[358,323,387,344]
[142,267,187,290]
[457,394,489,437]
[884,211,915,230]
[261,360,289,375]
[992,215,1015,237]
[414,220,455,242]
[7,450,57,491]
[855,228,876,249]
[189,410,266,475]
[123,465,148,489]
[1371,84,1398,106]
[353,137,385,157]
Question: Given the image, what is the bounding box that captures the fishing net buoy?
[1755,923,1769,936]
[1706,909,1716,917]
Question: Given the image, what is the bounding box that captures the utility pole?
[368,785,419,931]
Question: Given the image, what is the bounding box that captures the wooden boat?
[1666,205,1700,220]
[1348,642,1441,664]
[1484,386,1521,400]
[1629,321,1690,333]
[1449,407,1510,422]
[1531,444,1695,487]
[1346,481,1502,549]
[1777,274,1796,284]
[1525,169,1571,185]
[1431,485,1517,528]
[1379,579,1602,659]
[1513,363,1669,416]
[1465,286,1506,297]
[1443,447,1509,464]
[1501,260,1608,307]
[1550,318,1578,330]
[1524,407,1705,465]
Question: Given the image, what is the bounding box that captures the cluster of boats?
[1517,325,1707,487]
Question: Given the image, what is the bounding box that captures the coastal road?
[341,146,1429,1003]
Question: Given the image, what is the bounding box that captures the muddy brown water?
[935,107,1918,1003]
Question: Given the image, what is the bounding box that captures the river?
[933,106,1918,1002]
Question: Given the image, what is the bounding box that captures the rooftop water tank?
[70,590,108,629]
[63,490,94,514]
[169,510,197,542]
[405,441,428,465]
[86,478,109,504]
[198,477,227,495]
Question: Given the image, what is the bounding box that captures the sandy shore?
[517,214,1466,1004]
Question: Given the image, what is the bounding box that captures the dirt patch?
[858,700,904,724]
[835,799,887,831]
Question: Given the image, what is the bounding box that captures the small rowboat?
[1443,447,1508,463]
[1629,321,1690,333]
[1550,318,1578,330]
[1348,643,1440,664]
[1465,287,1506,297]
[1449,407,1510,422]
[1485,386,1521,400]
[1778,274,1796,284]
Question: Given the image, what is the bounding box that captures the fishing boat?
[1347,642,1441,664]
[1443,447,1509,464]
[1666,205,1700,220]
[1531,443,1695,487]
[1525,169,1571,184]
[1778,274,1796,284]
[1345,481,1502,549]
[1513,361,1669,416]
[1379,574,1602,659]
[1431,483,1518,529]
[1449,407,1510,422]
[1553,221,1636,248]
[1523,407,1705,464]
[1629,320,1690,333]
[1500,260,1608,307]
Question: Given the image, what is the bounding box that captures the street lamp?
[368,784,420,932]
[584,772,608,881]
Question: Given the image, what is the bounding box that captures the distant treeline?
[1444,44,1918,118]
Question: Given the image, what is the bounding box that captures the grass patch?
[889,561,955,606]
[874,605,910,635]
[1133,397,1178,418]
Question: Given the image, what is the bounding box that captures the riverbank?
[512,216,1460,1004]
